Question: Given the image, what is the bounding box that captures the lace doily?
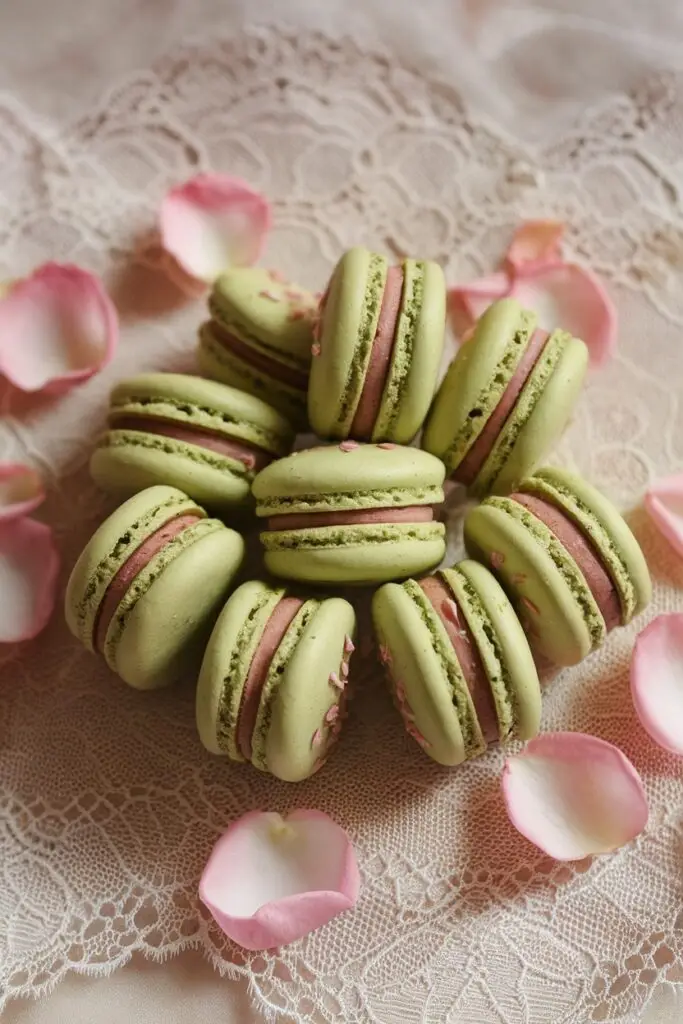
[2,27,683,1023]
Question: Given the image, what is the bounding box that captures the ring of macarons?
[65,246,652,781]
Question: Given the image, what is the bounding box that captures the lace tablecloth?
[3,4,683,1021]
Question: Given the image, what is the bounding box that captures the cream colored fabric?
[2,2,683,1022]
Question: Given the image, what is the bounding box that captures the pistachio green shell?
[422,295,588,497]
[474,332,588,497]
[308,247,386,438]
[91,372,294,511]
[109,522,245,690]
[520,467,652,622]
[257,597,357,782]
[372,258,446,443]
[308,247,446,442]
[252,443,446,515]
[107,372,294,450]
[372,560,541,765]
[64,484,245,689]
[90,434,254,511]
[423,298,535,469]
[443,560,540,741]
[65,486,202,651]
[194,581,356,782]
[209,267,316,367]
[262,523,446,585]
[200,268,314,429]
[198,322,308,429]
[372,580,471,765]
[195,580,284,758]
[464,498,599,666]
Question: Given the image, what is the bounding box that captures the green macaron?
[463,466,652,666]
[196,580,356,782]
[252,442,447,585]
[308,246,446,443]
[90,373,295,511]
[372,559,541,766]
[422,298,588,496]
[65,485,245,690]
[198,267,317,428]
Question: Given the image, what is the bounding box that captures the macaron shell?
[372,582,474,765]
[422,298,535,469]
[64,485,201,651]
[90,433,253,510]
[476,331,588,497]
[110,523,245,690]
[195,580,284,758]
[210,267,316,366]
[308,247,387,438]
[197,323,308,428]
[521,467,652,622]
[108,372,294,453]
[444,560,541,741]
[252,443,446,514]
[464,499,599,666]
[262,523,446,585]
[257,598,357,782]
[373,259,446,443]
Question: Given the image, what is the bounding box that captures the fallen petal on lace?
[0,464,45,520]
[631,614,683,756]
[510,261,617,368]
[502,732,648,860]
[0,518,59,642]
[645,473,683,559]
[160,173,271,283]
[506,220,565,271]
[447,220,616,367]
[0,264,118,393]
[199,809,360,950]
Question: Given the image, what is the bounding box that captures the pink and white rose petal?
[0,263,118,393]
[502,732,648,861]
[199,809,359,950]
[160,173,271,284]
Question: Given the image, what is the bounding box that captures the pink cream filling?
[350,265,404,439]
[93,514,201,652]
[110,415,273,472]
[267,505,435,532]
[456,328,550,485]
[419,574,499,743]
[236,596,304,760]
[511,492,622,630]
[209,321,309,391]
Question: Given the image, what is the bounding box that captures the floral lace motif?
[1,27,683,1023]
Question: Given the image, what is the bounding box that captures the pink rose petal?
[0,517,59,641]
[645,474,683,559]
[199,809,360,950]
[502,733,648,861]
[506,220,564,271]
[0,464,45,520]
[0,264,118,393]
[160,173,271,284]
[631,614,683,755]
[447,221,616,367]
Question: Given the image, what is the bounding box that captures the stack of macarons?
[64,243,651,781]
